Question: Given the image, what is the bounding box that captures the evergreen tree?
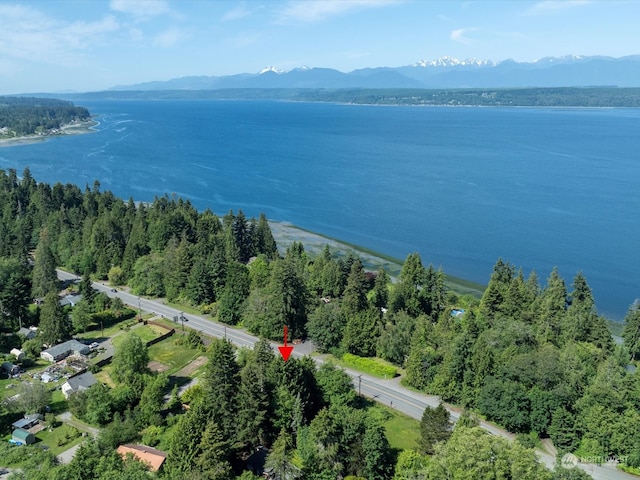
[39,291,72,346]
[389,252,426,317]
[341,259,369,315]
[265,428,301,480]
[623,303,640,360]
[362,418,393,480]
[186,255,215,306]
[32,228,58,298]
[195,421,234,480]
[110,333,150,395]
[202,338,240,441]
[341,307,381,357]
[217,261,250,325]
[536,267,568,345]
[235,361,272,449]
[166,403,211,475]
[254,213,277,258]
[421,265,447,319]
[371,267,389,310]
[71,299,93,333]
[418,403,452,455]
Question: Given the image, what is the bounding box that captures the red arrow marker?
[278,325,294,361]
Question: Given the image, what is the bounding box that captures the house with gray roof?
[40,339,90,363]
[62,371,97,398]
[17,327,36,340]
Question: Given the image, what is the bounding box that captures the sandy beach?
[0,119,97,148]
[269,221,485,297]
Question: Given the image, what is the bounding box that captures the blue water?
[1,100,639,320]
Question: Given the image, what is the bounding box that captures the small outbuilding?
[11,428,36,445]
[1,362,20,375]
[10,348,25,362]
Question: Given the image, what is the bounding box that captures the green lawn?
[147,336,202,375]
[369,404,421,451]
[36,423,83,456]
[111,324,161,347]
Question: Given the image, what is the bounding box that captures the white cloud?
[226,31,262,48]
[276,0,401,23]
[450,27,477,45]
[153,27,187,47]
[221,3,255,22]
[525,0,591,15]
[0,4,120,66]
[110,0,170,19]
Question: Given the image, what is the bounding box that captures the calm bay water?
[1,100,639,319]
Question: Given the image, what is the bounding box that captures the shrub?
[341,353,397,378]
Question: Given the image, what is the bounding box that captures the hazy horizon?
[2,0,640,94]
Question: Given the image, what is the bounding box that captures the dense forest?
[0,168,638,479]
[0,97,90,137]
[65,86,640,107]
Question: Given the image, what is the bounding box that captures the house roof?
[17,327,35,338]
[65,371,97,391]
[59,294,82,307]
[117,444,167,472]
[12,418,34,429]
[42,339,88,359]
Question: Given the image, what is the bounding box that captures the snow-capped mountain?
[413,56,496,68]
[109,55,640,91]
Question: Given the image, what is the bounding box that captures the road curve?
[57,270,636,480]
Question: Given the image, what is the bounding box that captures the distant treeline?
[0,96,90,136]
[66,87,640,107]
[292,87,640,107]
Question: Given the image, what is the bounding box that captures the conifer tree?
[623,303,640,360]
[39,291,72,346]
[202,338,240,441]
[32,228,58,298]
[418,403,452,455]
[341,259,369,315]
[362,418,393,480]
[370,267,389,310]
[196,421,234,480]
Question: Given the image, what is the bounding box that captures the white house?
[40,340,90,363]
[61,371,97,398]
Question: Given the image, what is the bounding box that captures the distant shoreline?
[0,119,97,148]
[269,221,486,297]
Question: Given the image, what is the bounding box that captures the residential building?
[117,444,167,472]
[62,371,97,398]
[40,339,90,363]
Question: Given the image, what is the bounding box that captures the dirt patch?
[148,361,170,373]
[173,356,207,378]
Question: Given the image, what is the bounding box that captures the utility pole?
[358,374,362,396]
[138,297,141,320]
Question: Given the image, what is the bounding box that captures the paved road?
[56,270,636,480]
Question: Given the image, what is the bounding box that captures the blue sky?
[1,0,639,94]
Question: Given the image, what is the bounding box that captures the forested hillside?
[0,97,90,137]
[0,168,637,478]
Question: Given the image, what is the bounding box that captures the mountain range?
[111,55,640,91]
